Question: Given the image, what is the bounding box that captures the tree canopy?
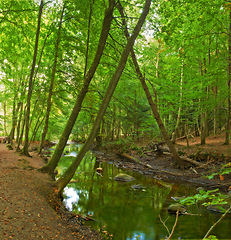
[0,0,230,175]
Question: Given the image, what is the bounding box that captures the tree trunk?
[118,1,185,167]
[54,0,152,195]
[22,0,43,156]
[40,0,116,175]
[199,58,208,145]
[84,0,94,78]
[16,102,23,143]
[16,106,26,152]
[225,10,231,145]
[3,101,8,136]
[200,111,206,145]
[30,113,44,143]
[8,89,17,144]
[172,56,184,143]
[39,5,65,153]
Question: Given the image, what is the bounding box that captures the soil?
[96,133,231,192]
[0,142,102,240]
[1,133,231,239]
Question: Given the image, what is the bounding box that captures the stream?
[54,144,231,239]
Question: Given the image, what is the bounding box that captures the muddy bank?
[94,136,231,193]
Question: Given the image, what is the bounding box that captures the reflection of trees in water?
[57,145,231,239]
[59,147,171,239]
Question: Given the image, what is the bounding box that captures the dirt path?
[0,143,102,240]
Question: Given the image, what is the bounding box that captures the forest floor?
[0,142,103,240]
[98,132,231,193]
[1,133,231,240]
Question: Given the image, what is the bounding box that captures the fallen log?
[118,153,192,177]
[120,151,205,169]
[119,152,142,164]
[163,152,206,168]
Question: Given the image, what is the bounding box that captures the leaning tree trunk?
[22,0,43,156]
[54,0,152,196]
[118,1,185,167]
[84,0,94,78]
[172,56,184,143]
[38,5,65,153]
[40,0,116,175]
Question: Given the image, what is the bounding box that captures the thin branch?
[159,214,170,236]
[146,78,158,106]
[168,210,179,240]
[203,205,231,239]
[109,32,125,47]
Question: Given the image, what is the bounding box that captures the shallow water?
[55,144,231,239]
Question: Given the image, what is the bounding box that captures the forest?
[0,0,230,188]
[1,0,231,239]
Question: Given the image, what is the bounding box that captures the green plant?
[204,235,219,240]
[179,189,228,208]
[207,163,231,180]
[180,189,230,239]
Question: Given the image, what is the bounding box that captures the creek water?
[55,144,231,239]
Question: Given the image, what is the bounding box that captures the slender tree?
[118,1,185,167]
[40,0,116,174]
[54,0,152,195]
[22,0,43,156]
[225,9,231,145]
[38,4,65,153]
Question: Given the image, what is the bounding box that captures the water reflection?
[64,187,79,211]
[55,144,231,240]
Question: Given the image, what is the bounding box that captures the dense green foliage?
[0,0,230,145]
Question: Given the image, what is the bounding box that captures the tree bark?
[39,4,65,153]
[40,0,116,175]
[16,102,23,143]
[117,1,185,167]
[16,106,26,151]
[22,0,43,156]
[54,0,152,195]
[8,86,17,144]
[172,57,184,143]
[3,101,8,136]
[225,10,231,145]
[84,0,94,78]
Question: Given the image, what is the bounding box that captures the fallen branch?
[167,210,179,239]
[119,152,204,175]
[174,133,195,142]
[119,153,157,171]
[163,152,206,168]
[159,215,170,236]
[119,152,142,164]
[159,211,179,240]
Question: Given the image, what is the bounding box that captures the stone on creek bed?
[131,184,145,190]
[207,204,231,213]
[114,173,135,182]
[167,203,187,214]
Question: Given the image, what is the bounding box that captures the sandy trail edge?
[0,143,101,240]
